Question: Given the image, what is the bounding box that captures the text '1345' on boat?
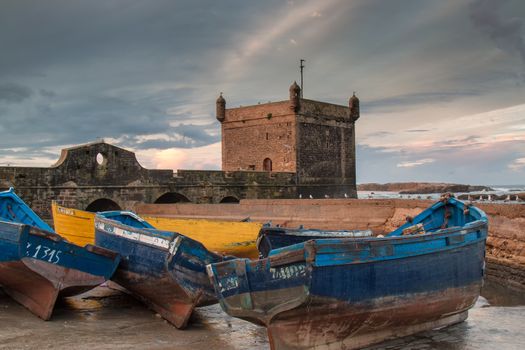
[0,189,120,320]
[94,214,234,329]
[207,195,488,349]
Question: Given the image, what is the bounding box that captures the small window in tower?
[266,133,269,140]
[263,158,272,172]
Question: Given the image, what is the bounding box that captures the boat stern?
[207,244,312,326]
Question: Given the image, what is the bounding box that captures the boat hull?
[143,216,262,258]
[95,217,228,329]
[51,202,96,246]
[0,222,120,320]
[266,285,477,350]
[208,199,488,349]
[0,258,107,320]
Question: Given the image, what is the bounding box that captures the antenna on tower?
[300,59,305,98]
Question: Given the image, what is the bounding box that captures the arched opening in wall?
[220,196,240,204]
[85,198,121,212]
[154,192,191,204]
[263,158,272,172]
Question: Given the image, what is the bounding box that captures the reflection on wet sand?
[0,278,523,350]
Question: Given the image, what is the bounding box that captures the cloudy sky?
[1,0,524,185]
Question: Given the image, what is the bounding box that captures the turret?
[289,81,301,112]
[349,92,360,121]
[216,93,226,122]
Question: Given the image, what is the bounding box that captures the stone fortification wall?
[136,199,525,290]
[169,170,297,204]
[296,100,357,196]
[222,101,297,172]
[0,142,173,219]
[0,142,299,220]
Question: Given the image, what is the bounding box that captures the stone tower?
[216,82,360,198]
[216,93,226,122]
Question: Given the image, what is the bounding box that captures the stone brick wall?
[297,100,355,188]
[0,142,299,220]
[222,101,297,172]
[0,142,174,220]
[219,97,358,198]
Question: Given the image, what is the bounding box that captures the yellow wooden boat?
[51,202,262,258]
[141,216,261,258]
[51,202,96,247]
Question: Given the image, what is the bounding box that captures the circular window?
[96,153,106,166]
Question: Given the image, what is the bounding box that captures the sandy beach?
[1,279,524,350]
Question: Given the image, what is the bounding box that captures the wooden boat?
[207,195,488,349]
[53,202,263,258]
[257,227,373,258]
[139,216,262,258]
[94,214,232,329]
[51,202,97,246]
[0,189,120,320]
[51,202,155,247]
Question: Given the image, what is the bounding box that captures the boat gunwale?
[0,219,120,278]
[95,215,178,247]
[262,221,487,268]
[0,188,54,232]
[99,210,155,228]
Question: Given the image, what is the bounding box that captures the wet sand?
[0,280,524,350]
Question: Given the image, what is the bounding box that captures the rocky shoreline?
[357,182,492,194]
[457,193,525,201]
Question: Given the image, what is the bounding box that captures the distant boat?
[207,195,488,349]
[257,227,373,258]
[53,202,262,258]
[94,215,233,329]
[0,189,120,320]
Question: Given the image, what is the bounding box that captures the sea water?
[358,184,525,202]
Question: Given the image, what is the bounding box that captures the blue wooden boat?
[99,210,155,229]
[207,195,488,349]
[257,227,373,258]
[0,188,120,320]
[94,214,232,329]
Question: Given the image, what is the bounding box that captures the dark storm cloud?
[0,147,58,162]
[39,89,56,98]
[0,0,288,157]
[0,83,33,103]
[0,94,167,148]
[0,0,284,79]
[1,0,525,182]
[469,0,525,65]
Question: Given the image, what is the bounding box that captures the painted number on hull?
[270,263,306,280]
[26,243,62,264]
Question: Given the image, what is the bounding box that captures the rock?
[357,182,492,194]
